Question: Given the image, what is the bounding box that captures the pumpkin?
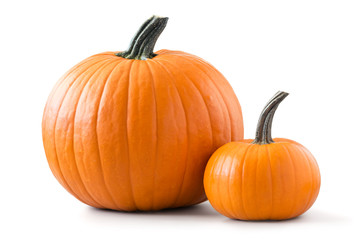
[204,91,320,220]
[42,16,244,211]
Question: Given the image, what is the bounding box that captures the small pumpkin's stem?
[116,16,168,60]
[252,91,289,145]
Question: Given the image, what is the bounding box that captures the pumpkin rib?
[253,145,261,219]
[265,144,274,219]
[155,58,214,151]
[233,143,252,219]
[204,150,219,213]
[53,59,113,207]
[227,144,242,219]
[165,53,243,141]
[301,146,321,197]
[44,57,107,129]
[69,59,117,207]
[217,149,234,218]
[211,148,228,217]
[95,59,127,210]
[97,59,138,211]
[296,145,316,216]
[126,60,139,210]
[44,57,97,112]
[281,143,298,219]
[286,144,311,216]
[155,58,214,206]
[166,55,233,142]
[43,58,104,201]
[304,149,321,212]
[206,152,223,214]
[240,145,253,220]
[150,60,189,208]
[143,60,160,210]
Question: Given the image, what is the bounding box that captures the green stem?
[252,91,289,145]
[115,16,168,60]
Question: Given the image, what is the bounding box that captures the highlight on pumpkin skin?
[42,15,244,211]
[204,91,321,220]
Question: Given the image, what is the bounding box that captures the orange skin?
[204,138,321,220]
[42,50,244,211]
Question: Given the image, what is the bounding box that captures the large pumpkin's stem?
[252,91,289,145]
[116,16,168,60]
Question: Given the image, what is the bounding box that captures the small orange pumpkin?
[204,91,320,220]
[42,16,243,211]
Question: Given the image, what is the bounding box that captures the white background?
[0,0,359,239]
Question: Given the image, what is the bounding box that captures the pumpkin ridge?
[227,144,241,218]
[165,54,234,142]
[154,58,212,206]
[70,59,117,207]
[101,59,137,211]
[217,149,233,218]
[155,58,214,151]
[303,147,321,212]
[205,145,228,216]
[44,57,101,112]
[44,58,107,124]
[143,60,159,210]
[95,60,128,210]
[43,58,105,199]
[126,60,139,210]
[296,145,316,216]
[53,59,113,207]
[281,143,298,219]
[168,53,243,141]
[234,143,252,219]
[254,145,261,219]
[240,144,253,220]
[265,144,274,219]
[152,60,191,207]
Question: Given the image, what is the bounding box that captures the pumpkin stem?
[116,15,168,60]
[252,91,289,145]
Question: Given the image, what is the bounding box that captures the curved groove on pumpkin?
[95,59,127,210]
[235,144,251,220]
[166,60,211,205]
[163,55,231,142]
[187,53,243,139]
[217,152,229,217]
[44,58,104,201]
[155,58,214,151]
[253,145,261,219]
[155,58,213,206]
[227,145,240,219]
[44,57,98,110]
[164,52,242,141]
[150,60,189,209]
[71,60,117,207]
[240,145,252,220]
[53,59,112,207]
[305,148,321,212]
[297,145,316,216]
[207,153,224,215]
[126,60,139,210]
[166,54,234,142]
[282,144,298,219]
[265,145,274,219]
[70,59,116,207]
[144,61,159,210]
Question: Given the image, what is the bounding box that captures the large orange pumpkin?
[42,16,244,211]
[204,91,320,220]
